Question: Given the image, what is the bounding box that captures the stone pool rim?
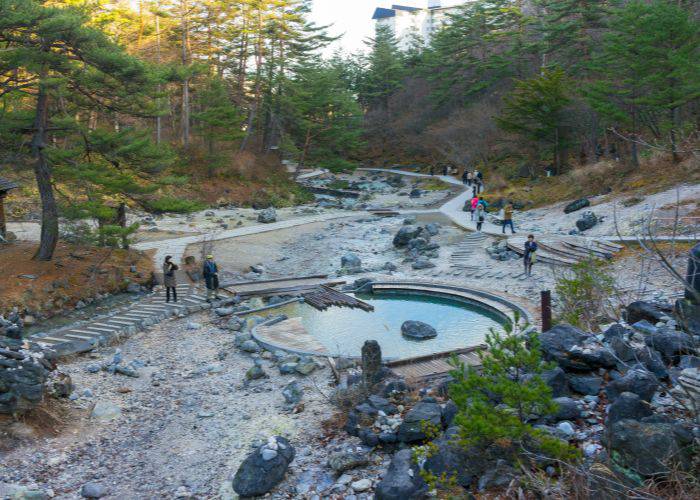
[251,281,536,360]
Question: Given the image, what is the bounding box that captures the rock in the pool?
[401,321,437,340]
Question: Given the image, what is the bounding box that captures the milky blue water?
[278,291,506,360]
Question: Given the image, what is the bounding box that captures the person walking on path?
[163,256,179,303]
[203,255,221,302]
[467,171,474,186]
[470,195,479,221]
[461,170,469,185]
[524,235,538,277]
[475,203,486,232]
[502,202,516,234]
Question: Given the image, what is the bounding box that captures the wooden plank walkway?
[222,275,346,297]
[255,317,329,354]
[303,285,374,312]
[388,348,483,380]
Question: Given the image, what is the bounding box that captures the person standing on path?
[461,170,469,185]
[524,235,538,277]
[163,256,179,303]
[475,203,486,232]
[502,202,516,234]
[203,255,221,301]
[467,171,474,186]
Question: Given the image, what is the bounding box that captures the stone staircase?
[449,232,489,272]
[29,284,211,357]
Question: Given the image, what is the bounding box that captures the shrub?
[143,196,205,214]
[321,157,358,173]
[449,318,579,463]
[554,258,618,330]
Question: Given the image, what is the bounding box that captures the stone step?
[64,333,96,341]
[87,324,121,333]
[107,318,142,326]
[68,329,104,337]
[34,336,68,344]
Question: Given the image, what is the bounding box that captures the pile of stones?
[486,240,520,261]
[392,219,441,270]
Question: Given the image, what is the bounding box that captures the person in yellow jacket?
[502,202,516,234]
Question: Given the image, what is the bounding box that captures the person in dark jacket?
[524,235,538,276]
[203,255,220,301]
[163,255,179,303]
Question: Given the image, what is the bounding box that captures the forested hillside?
[357,0,700,184]
[0,0,362,259]
[1,0,699,261]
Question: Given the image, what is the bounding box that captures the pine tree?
[449,319,578,462]
[496,67,573,174]
[0,0,163,260]
[360,24,405,110]
[586,0,700,164]
[283,62,363,168]
[193,76,244,177]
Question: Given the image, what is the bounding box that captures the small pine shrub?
[449,318,579,463]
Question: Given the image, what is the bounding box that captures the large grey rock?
[90,401,121,421]
[80,483,106,498]
[424,223,440,236]
[608,419,693,477]
[397,399,442,442]
[540,325,613,371]
[643,328,695,363]
[232,436,295,497]
[401,321,437,340]
[375,449,428,500]
[257,207,277,224]
[341,253,362,271]
[361,340,383,386]
[606,392,652,425]
[567,374,603,396]
[411,257,436,270]
[576,211,598,232]
[605,367,659,402]
[282,381,302,405]
[328,448,371,473]
[626,301,666,325]
[564,198,590,214]
[540,367,570,397]
[392,225,421,247]
[552,397,582,422]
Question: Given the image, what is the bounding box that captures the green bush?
[555,258,617,330]
[321,157,358,173]
[449,318,579,463]
[143,196,205,214]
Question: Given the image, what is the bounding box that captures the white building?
[371,1,465,49]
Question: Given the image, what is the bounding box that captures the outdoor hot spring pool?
[273,291,508,360]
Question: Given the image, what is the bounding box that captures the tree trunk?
[299,127,312,167]
[181,0,191,149]
[670,107,680,164]
[155,7,162,144]
[32,68,59,261]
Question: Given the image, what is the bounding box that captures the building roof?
[0,177,19,193]
[391,4,420,12]
[372,7,396,20]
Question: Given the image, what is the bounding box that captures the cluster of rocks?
[486,240,519,261]
[257,207,277,224]
[0,311,23,339]
[392,218,441,270]
[574,210,600,232]
[0,337,71,415]
[84,348,142,379]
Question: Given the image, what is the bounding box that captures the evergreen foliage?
[449,319,579,462]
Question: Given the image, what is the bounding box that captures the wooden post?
[0,192,6,240]
[541,290,552,332]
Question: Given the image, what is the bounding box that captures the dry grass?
[0,398,77,453]
[0,241,152,317]
[486,150,700,208]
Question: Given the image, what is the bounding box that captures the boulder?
[375,449,428,500]
[564,198,590,214]
[81,482,107,498]
[409,189,422,198]
[361,340,383,386]
[383,261,398,272]
[610,337,636,362]
[341,253,362,272]
[424,223,440,236]
[605,367,659,402]
[245,365,267,380]
[540,367,570,397]
[401,321,437,340]
[393,225,421,247]
[626,301,666,325]
[606,392,652,425]
[328,448,371,473]
[296,357,318,375]
[540,324,612,371]
[441,400,458,427]
[552,397,582,422]
[575,211,598,232]
[675,298,700,335]
[240,340,261,353]
[407,237,429,250]
[411,257,436,270]
[368,394,398,415]
[232,436,295,497]
[608,419,693,477]
[567,374,603,396]
[644,328,695,363]
[631,320,658,336]
[282,381,302,405]
[257,207,277,224]
[397,399,442,442]
[478,459,519,492]
[603,323,627,342]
